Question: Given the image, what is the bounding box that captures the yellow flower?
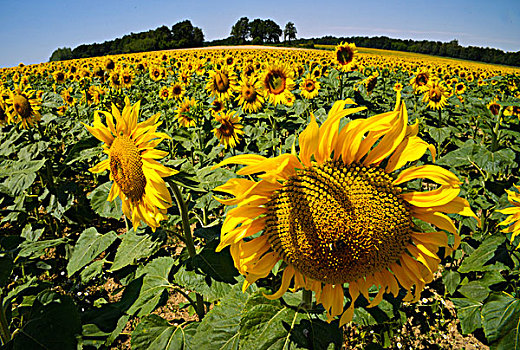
[61,86,76,106]
[422,79,450,110]
[261,63,295,106]
[83,97,177,230]
[410,68,431,92]
[213,111,244,149]
[334,42,357,71]
[235,75,264,113]
[206,68,237,101]
[5,83,42,129]
[498,185,520,244]
[175,97,198,127]
[299,74,320,99]
[213,95,478,326]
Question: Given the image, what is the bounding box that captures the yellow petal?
[89,158,109,173]
[212,154,266,170]
[298,113,319,167]
[393,165,462,187]
[264,265,295,300]
[401,186,460,208]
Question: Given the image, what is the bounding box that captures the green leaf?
[87,181,123,219]
[80,259,106,283]
[481,292,520,349]
[442,270,461,295]
[189,240,239,283]
[0,159,46,197]
[110,228,165,271]
[67,227,117,276]
[127,256,175,316]
[21,223,44,242]
[190,282,251,350]
[428,126,452,145]
[458,235,506,273]
[174,265,234,303]
[0,255,13,287]
[458,281,490,302]
[131,314,194,350]
[451,298,483,334]
[18,238,69,259]
[12,290,82,350]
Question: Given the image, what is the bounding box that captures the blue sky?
[1,0,519,68]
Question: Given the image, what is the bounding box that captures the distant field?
[315,44,520,71]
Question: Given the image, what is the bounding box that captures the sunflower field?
[1,44,520,350]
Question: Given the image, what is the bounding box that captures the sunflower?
[104,57,116,71]
[454,82,466,95]
[5,83,42,129]
[504,105,520,119]
[422,79,450,110]
[393,82,403,93]
[410,69,430,92]
[261,63,295,106]
[120,67,135,89]
[53,70,66,84]
[109,70,124,90]
[175,97,198,127]
[149,65,165,82]
[159,86,171,100]
[61,87,76,106]
[210,99,225,115]
[83,97,176,230]
[235,75,264,113]
[212,95,478,326]
[498,185,520,245]
[299,74,320,99]
[170,82,185,100]
[213,111,244,149]
[0,89,9,126]
[334,42,357,71]
[487,100,501,116]
[206,68,237,101]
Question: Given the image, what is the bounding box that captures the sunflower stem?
[170,181,205,320]
[300,289,313,310]
[0,294,11,346]
[437,109,442,127]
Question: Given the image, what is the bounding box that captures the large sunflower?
[261,63,295,106]
[175,97,198,127]
[206,68,237,101]
[235,75,264,113]
[334,42,357,72]
[5,83,42,129]
[422,79,450,110]
[84,97,176,230]
[213,95,478,325]
[213,111,244,149]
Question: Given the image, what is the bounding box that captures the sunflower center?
[429,87,442,103]
[305,81,315,92]
[218,119,235,137]
[265,70,286,95]
[416,74,428,86]
[109,135,147,203]
[172,85,182,95]
[242,84,257,102]
[214,72,230,93]
[489,103,500,116]
[13,94,32,119]
[265,161,412,285]
[336,47,355,66]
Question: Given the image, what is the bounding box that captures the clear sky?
[1,0,519,68]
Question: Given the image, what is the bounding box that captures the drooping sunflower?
[235,75,264,113]
[0,89,9,126]
[83,97,176,230]
[206,67,237,101]
[213,95,478,326]
[5,83,42,129]
[299,74,320,100]
[213,111,244,149]
[53,70,66,84]
[334,42,357,71]
[175,97,198,127]
[261,63,295,106]
[61,87,76,106]
[422,79,450,110]
[109,70,123,90]
[487,100,501,116]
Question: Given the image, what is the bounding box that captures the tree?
[283,22,297,42]
[249,19,266,43]
[49,47,73,62]
[230,17,250,44]
[193,27,204,47]
[264,19,282,43]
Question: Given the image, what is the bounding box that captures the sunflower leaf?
[88,181,123,219]
[110,228,165,271]
[131,314,197,350]
[481,292,520,349]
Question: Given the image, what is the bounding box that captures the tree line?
[49,16,520,67]
[49,20,204,62]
